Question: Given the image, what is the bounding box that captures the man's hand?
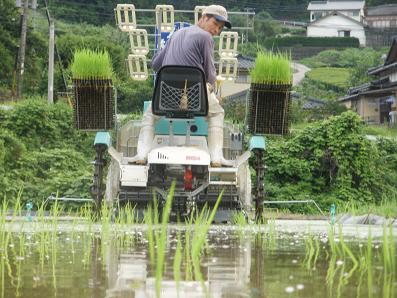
[207,83,214,93]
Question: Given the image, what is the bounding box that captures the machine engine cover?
[148,146,210,165]
[120,165,149,187]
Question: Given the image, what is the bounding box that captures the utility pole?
[44,0,68,94]
[48,21,54,103]
[245,8,254,44]
[31,0,37,30]
[16,0,29,100]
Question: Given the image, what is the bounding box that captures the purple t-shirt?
[151,25,216,85]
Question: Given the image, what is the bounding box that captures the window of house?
[352,11,359,16]
[338,30,351,37]
[312,12,322,21]
[391,20,397,27]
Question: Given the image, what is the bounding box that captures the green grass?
[306,67,350,89]
[364,125,397,138]
[71,49,113,80]
[342,199,397,219]
[293,121,397,139]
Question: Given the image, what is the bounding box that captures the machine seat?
[152,65,208,119]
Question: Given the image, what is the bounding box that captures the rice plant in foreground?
[71,48,113,80]
[250,51,292,85]
[155,182,175,298]
[231,211,247,226]
[191,191,224,293]
[173,231,183,295]
[303,231,320,271]
[382,224,395,275]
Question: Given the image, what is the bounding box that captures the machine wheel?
[253,149,265,222]
[91,144,107,217]
[105,159,120,206]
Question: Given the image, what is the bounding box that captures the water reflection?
[1,225,396,298]
[104,231,252,298]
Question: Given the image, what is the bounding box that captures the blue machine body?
[94,131,112,148]
[249,136,266,151]
[144,101,208,136]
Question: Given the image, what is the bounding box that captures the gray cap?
[203,5,232,29]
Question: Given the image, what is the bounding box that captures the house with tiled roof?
[364,4,397,47]
[340,37,397,124]
[365,4,397,28]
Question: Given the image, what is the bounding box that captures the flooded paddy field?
[1,219,396,298]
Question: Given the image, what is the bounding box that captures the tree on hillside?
[253,11,282,42]
[0,0,19,93]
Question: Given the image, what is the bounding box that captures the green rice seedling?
[82,232,93,269]
[153,193,159,226]
[303,234,314,271]
[173,231,183,296]
[336,261,346,298]
[3,233,14,286]
[328,225,342,257]
[231,211,247,226]
[14,239,23,297]
[0,200,8,248]
[266,216,277,250]
[388,225,395,275]
[303,233,321,272]
[184,213,194,281]
[125,203,136,226]
[338,225,358,282]
[100,203,113,245]
[356,263,367,298]
[71,49,113,80]
[155,182,175,298]
[382,224,395,275]
[1,241,5,298]
[70,218,78,264]
[190,191,224,294]
[10,191,23,227]
[326,252,338,297]
[313,237,320,268]
[144,204,156,267]
[382,273,395,298]
[250,51,292,85]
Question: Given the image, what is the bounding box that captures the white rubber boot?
[129,105,156,164]
[207,112,234,167]
[129,125,154,164]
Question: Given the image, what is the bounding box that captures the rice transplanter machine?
[87,4,266,221]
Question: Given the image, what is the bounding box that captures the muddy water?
[1,222,396,298]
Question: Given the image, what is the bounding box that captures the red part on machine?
[184,167,193,191]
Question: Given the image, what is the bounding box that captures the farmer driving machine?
[73,5,291,222]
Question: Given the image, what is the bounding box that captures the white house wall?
[390,71,397,83]
[310,10,362,23]
[307,15,366,46]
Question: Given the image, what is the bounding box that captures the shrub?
[4,98,76,149]
[264,36,360,48]
[0,98,95,204]
[265,111,393,211]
